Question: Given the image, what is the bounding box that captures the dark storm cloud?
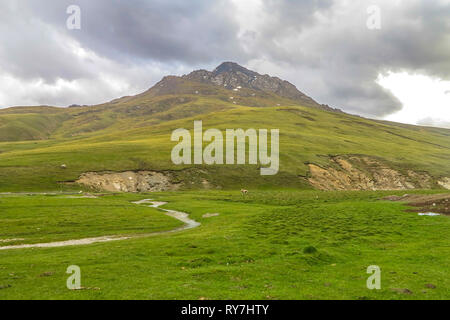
[0,1,93,82]
[0,0,243,106]
[26,0,244,64]
[244,0,450,117]
[0,0,449,120]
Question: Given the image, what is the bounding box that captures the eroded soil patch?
[308,155,435,191]
[438,177,450,190]
[383,193,450,215]
[76,171,180,192]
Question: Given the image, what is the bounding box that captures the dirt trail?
[0,199,200,251]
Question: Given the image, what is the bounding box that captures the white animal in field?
[240,189,248,195]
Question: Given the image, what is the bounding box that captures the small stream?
[0,199,200,251]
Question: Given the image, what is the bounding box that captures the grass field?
[0,194,182,245]
[1,190,448,300]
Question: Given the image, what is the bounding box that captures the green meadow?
[0,194,181,245]
[0,190,448,300]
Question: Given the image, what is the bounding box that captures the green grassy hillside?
[0,76,449,192]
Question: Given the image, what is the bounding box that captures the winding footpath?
[0,199,200,251]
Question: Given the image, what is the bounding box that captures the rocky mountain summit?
[183,62,319,107]
[143,61,342,111]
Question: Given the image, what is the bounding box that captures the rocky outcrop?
[308,156,434,191]
[183,62,319,107]
[438,177,450,190]
[76,171,180,192]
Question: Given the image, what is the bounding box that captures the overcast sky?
[0,0,449,127]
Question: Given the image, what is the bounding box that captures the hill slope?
[0,62,449,192]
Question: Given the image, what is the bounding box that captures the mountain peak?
[183,62,319,107]
[212,62,257,77]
